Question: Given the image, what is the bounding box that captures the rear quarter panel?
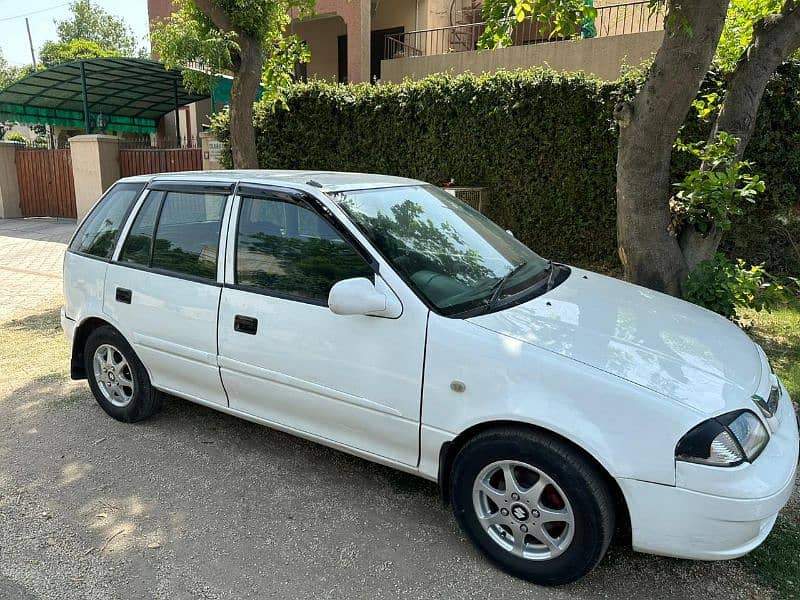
[63,252,109,325]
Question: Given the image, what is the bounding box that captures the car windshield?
[331,185,552,316]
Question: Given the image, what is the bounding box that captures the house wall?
[426,0,452,30]
[293,0,420,82]
[372,0,419,33]
[291,15,348,81]
[309,0,371,82]
[147,0,176,39]
[381,29,664,82]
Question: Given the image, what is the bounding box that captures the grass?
[739,305,800,599]
[0,304,71,399]
[739,306,800,400]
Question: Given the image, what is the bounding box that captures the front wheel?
[450,427,615,586]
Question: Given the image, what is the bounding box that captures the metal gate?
[119,148,203,177]
[15,148,77,218]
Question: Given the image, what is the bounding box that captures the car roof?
[119,170,424,193]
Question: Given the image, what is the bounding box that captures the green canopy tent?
[0,58,209,141]
[209,73,263,113]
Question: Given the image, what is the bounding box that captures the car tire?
[450,427,615,586]
[84,325,162,423]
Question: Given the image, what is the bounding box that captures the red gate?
[15,148,77,218]
[119,148,203,177]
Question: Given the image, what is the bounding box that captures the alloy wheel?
[472,460,575,561]
[92,343,135,408]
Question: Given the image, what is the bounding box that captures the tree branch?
[193,0,240,35]
[714,2,800,155]
[680,0,800,270]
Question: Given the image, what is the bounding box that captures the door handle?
[116,288,132,304]
[234,315,258,335]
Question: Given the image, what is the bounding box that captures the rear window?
[152,192,226,280]
[70,183,144,259]
[118,189,227,282]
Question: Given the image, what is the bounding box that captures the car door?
[217,185,428,467]
[103,182,233,408]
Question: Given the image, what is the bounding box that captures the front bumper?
[620,386,799,561]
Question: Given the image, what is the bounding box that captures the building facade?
[146,0,663,142]
[148,0,664,85]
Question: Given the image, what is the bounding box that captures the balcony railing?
[384,1,664,60]
[594,0,664,36]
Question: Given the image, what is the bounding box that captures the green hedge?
[214,64,800,275]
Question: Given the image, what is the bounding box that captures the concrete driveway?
[0,218,76,322]
[0,218,771,599]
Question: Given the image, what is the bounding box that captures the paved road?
[0,218,76,321]
[0,218,771,599]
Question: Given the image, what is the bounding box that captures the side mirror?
[328,277,401,318]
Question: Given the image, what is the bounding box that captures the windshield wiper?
[486,261,528,310]
[545,260,559,291]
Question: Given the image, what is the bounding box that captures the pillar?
[0,142,21,219]
[200,131,224,170]
[349,0,371,83]
[69,135,121,220]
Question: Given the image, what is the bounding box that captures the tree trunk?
[615,0,729,296]
[193,0,263,169]
[229,34,262,169]
[679,4,800,269]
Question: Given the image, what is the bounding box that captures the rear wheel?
[450,427,615,585]
[84,326,161,422]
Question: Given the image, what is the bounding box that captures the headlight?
[676,410,769,467]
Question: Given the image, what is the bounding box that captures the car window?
[118,191,164,266]
[236,196,373,303]
[150,192,226,281]
[70,183,144,259]
[335,185,551,316]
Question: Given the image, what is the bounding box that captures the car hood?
[468,267,763,415]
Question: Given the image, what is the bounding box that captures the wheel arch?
[437,420,631,543]
[70,316,123,380]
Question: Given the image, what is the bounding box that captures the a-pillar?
[69,135,121,220]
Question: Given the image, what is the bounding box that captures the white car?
[62,171,798,585]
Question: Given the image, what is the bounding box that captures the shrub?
[671,132,765,235]
[684,254,797,319]
[212,62,800,275]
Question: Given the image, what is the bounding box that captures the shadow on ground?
[4,307,64,333]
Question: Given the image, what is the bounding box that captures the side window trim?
[147,189,168,269]
[112,185,232,286]
[227,187,377,306]
[216,186,237,285]
[111,188,160,262]
[68,182,147,262]
[223,194,241,287]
